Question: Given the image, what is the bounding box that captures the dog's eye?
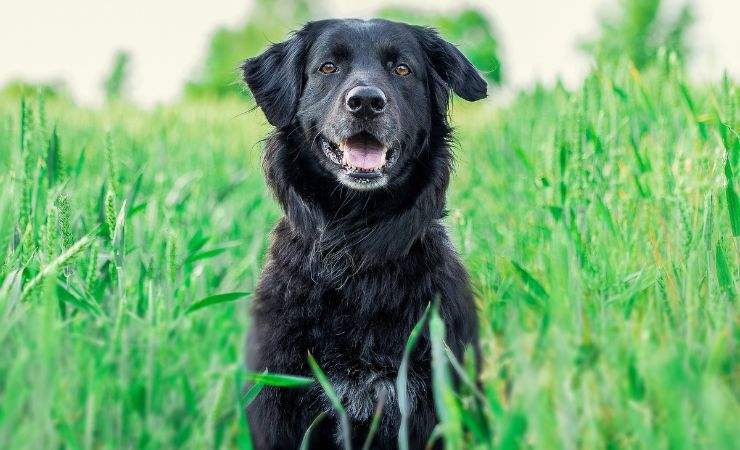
[319,62,338,74]
[393,64,411,76]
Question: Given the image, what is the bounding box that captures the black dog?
[242,19,486,449]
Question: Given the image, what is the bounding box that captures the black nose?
[345,85,386,117]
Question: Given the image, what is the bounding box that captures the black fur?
[242,19,486,449]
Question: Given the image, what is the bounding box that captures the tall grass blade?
[184,241,241,264]
[715,241,735,301]
[442,343,487,404]
[430,304,462,449]
[361,389,386,450]
[307,352,352,450]
[112,200,126,263]
[185,291,250,314]
[20,234,95,301]
[723,157,740,236]
[511,261,549,301]
[241,382,264,407]
[299,412,328,450]
[397,302,431,450]
[47,126,60,187]
[244,371,314,388]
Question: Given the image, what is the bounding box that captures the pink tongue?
[343,141,386,170]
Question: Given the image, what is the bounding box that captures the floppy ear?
[413,26,487,105]
[241,32,307,128]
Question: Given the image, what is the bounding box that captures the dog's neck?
[263,128,452,271]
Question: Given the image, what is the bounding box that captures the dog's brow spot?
[331,43,351,60]
[379,45,401,63]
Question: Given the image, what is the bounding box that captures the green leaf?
[362,390,386,450]
[397,302,431,450]
[498,412,527,450]
[187,229,210,253]
[243,371,314,388]
[724,158,740,237]
[21,234,96,302]
[307,352,351,450]
[56,281,102,317]
[184,241,240,264]
[715,241,735,301]
[185,291,250,314]
[430,304,463,449]
[299,411,327,450]
[47,126,60,186]
[124,172,143,218]
[241,382,264,406]
[511,261,549,301]
[112,200,127,268]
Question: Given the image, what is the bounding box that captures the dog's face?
[243,19,487,191]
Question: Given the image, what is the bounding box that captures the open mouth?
[321,132,396,182]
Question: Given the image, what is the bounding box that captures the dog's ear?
[413,26,487,108]
[241,31,308,128]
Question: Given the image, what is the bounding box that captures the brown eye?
[394,64,411,76]
[319,62,338,74]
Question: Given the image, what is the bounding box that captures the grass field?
[0,59,737,449]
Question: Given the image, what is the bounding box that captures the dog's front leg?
[248,385,328,450]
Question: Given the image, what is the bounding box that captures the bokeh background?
[1,0,737,106]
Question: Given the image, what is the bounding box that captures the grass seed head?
[104,185,117,242]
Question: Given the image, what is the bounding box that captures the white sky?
[0,0,737,107]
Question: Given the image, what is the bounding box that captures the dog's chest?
[303,284,424,365]
[252,228,441,387]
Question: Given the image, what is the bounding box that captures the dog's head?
[242,19,486,191]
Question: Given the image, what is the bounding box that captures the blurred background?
[1,0,737,107]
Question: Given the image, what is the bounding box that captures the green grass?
[0,60,737,449]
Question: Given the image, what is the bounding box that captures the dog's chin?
[319,132,399,191]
